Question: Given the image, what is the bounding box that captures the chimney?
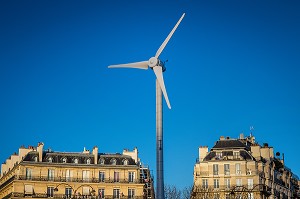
[123,147,139,163]
[37,142,44,162]
[92,146,98,164]
[199,146,208,162]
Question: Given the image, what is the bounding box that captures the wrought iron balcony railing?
[16,175,143,184]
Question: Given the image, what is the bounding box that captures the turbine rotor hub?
[148,57,158,68]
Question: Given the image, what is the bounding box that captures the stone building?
[0,142,154,199]
[192,134,300,199]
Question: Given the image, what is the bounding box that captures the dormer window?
[62,158,67,163]
[48,157,53,163]
[111,159,117,165]
[87,159,91,164]
[123,159,128,165]
[33,156,38,162]
[233,151,240,159]
[99,158,105,165]
[74,158,78,164]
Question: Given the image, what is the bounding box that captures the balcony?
[16,175,143,184]
[6,192,144,199]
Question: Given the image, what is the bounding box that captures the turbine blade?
[155,13,185,58]
[108,61,148,70]
[153,66,171,109]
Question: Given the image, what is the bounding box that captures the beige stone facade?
[192,134,300,199]
[0,142,154,199]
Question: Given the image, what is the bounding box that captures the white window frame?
[235,163,241,175]
[113,188,120,199]
[213,164,219,175]
[48,169,55,181]
[202,179,208,189]
[128,171,135,182]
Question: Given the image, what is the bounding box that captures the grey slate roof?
[212,139,249,150]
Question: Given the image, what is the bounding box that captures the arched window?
[123,159,128,165]
[111,159,117,165]
[62,157,67,163]
[48,157,53,163]
[99,158,105,165]
[87,159,91,164]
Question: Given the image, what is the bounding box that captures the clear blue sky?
[1,0,300,189]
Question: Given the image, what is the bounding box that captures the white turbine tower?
[108,13,185,199]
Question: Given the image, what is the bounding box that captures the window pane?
[47,187,54,197]
[128,189,135,199]
[99,189,105,198]
[113,189,120,199]
[224,164,230,175]
[235,163,241,174]
[99,171,105,182]
[114,172,119,182]
[213,164,219,175]
[48,169,54,181]
[129,171,135,182]
[65,187,72,198]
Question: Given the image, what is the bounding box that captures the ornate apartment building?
[0,142,154,199]
[192,134,300,199]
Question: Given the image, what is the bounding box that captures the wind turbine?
[108,13,185,199]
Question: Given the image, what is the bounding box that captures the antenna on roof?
[249,126,254,137]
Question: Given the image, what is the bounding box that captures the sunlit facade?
[0,142,154,199]
[192,134,300,199]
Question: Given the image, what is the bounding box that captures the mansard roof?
[22,151,137,166]
[212,139,250,150]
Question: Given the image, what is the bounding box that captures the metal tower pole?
[156,79,164,199]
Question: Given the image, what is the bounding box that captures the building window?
[213,164,219,175]
[98,189,105,198]
[233,151,240,159]
[114,171,120,182]
[236,178,242,186]
[248,193,254,199]
[123,159,128,165]
[48,157,53,163]
[247,179,253,189]
[66,169,72,182]
[202,179,208,189]
[33,156,38,162]
[47,187,54,197]
[74,158,78,164]
[113,188,120,199]
[87,158,91,164]
[65,187,72,198]
[26,168,32,180]
[48,169,55,181]
[62,157,67,163]
[213,179,219,189]
[235,163,241,175]
[99,171,105,182]
[225,178,230,189]
[82,170,90,182]
[216,152,222,159]
[99,158,105,165]
[213,193,220,199]
[224,164,230,175]
[128,189,135,199]
[128,171,135,182]
[111,159,117,165]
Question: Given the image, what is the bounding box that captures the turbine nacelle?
[149,57,166,72]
